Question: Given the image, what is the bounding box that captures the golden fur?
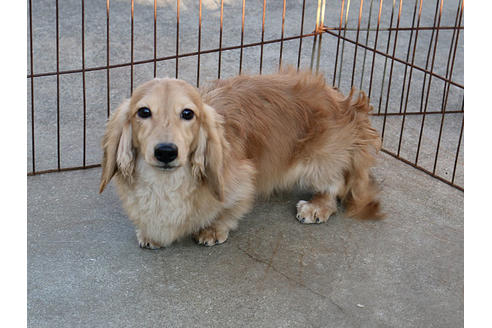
[100,70,382,248]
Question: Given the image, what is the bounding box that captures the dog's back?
[201,70,382,221]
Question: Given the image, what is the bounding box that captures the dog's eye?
[180,108,195,120]
[137,107,152,118]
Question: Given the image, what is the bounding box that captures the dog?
[99,69,382,249]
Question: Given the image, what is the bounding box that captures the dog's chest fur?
[115,158,221,246]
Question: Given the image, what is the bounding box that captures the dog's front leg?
[193,197,253,246]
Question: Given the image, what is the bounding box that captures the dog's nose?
[154,143,178,164]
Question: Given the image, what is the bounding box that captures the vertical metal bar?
[153,0,157,78]
[432,0,463,174]
[359,0,374,91]
[218,0,224,78]
[367,0,383,100]
[259,0,266,74]
[350,0,364,87]
[315,0,326,73]
[415,0,444,165]
[380,0,402,141]
[56,0,61,170]
[106,0,110,117]
[278,0,286,69]
[332,0,346,85]
[418,0,440,113]
[336,0,352,88]
[176,0,180,78]
[197,0,202,87]
[309,0,322,71]
[377,0,396,114]
[398,0,419,114]
[82,0,87,167]
[239,0,246,74]
[29,0,35,174]
[397,0,423,156]
[296,0,307,70]
[130,0,134,93]
[451,105,464,185]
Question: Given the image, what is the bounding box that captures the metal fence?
[27,0,464,191]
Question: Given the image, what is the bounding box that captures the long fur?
[100,70,383,248]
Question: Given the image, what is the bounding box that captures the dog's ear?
[99,99,135,193]
[191,104,225,202]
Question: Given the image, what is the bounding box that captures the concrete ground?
[28,0,464,327]
[27,152,463,328]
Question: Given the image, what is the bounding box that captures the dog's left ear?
[191,104,225,202]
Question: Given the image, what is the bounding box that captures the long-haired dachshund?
[100,70,382,248]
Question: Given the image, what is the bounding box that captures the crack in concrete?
[237,244,346,314]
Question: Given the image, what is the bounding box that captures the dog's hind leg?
[296,192,338,224]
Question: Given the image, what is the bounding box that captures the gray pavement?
[28,152,463,328]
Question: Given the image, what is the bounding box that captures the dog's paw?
[193,227,229,247]
[136,230,162,250]
[296,200,336,224]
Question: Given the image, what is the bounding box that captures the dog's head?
[99,78,225,201]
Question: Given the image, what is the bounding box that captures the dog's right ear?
[99,99,134,193]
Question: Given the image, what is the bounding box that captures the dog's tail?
[341,174,384,220]
[336,87,384,220]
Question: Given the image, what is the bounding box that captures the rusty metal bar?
[82,0,87,167]
[296,0,307,70]
[418,0,441,114]
[397,0,423,157]
[176,0,180,78]
[432,0,463,175]
[278,0,286,69]
[367,0,383,100]
[398,0,419,114]
[29,0,35,174]
[451,108,464,185]
[56,0,61,170]
[259,0,266,74]
[371,109,463,117]
[239,0,245,74]
[130,0,134,93]
[197,0,202,86]
[381,149,463,192]
[323,25,463,32]
[153,0,157,78]
[106,0,110,117]
[314,0,326,73]
[359,0,374,91]
[336,0,351,87]
[29,33,316,81]
[310,0,322,71]
[381,0,403,141]
[350,0,364,87]
[218,0,224,78]
[377,0,396,114]
[415,0,444,165]
[322,29,463,90]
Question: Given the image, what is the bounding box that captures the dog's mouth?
[154,164,180,171]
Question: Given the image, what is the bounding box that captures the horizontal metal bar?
[27,164,101,177]
[323,29,464,89]
[323,25,463,32]
[370,109,463,117]
[27,33,316,79]
[380,148,463,192]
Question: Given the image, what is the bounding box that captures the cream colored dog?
[100,70,382,249]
